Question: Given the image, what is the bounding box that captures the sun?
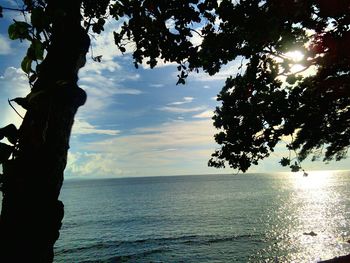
[285,50,304,62]
[284,50,306,74]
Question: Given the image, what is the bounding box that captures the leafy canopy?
[1,0,349,172]
[206,0,350,172]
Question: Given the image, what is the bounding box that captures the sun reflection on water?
[252,171,350,262]
[289,170,349,262]
[292,170,333,189]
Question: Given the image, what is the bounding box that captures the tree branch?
[8,99,24,119]
[1,6,27,12]
[190,28,203,37]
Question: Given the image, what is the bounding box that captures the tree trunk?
[0,1,89,261]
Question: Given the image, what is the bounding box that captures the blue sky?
[0,1,349,178]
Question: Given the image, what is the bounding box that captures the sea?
[29,172,350,261]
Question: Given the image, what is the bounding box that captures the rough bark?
[0,1,89,262]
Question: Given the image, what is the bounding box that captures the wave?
[56,233,262,256]
[131,233,261,245]
[207,234,262,243]
[79,248,168,263]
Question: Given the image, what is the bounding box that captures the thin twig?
[190,28,203,37]
[84,17,93,32]
[42,29,50,43]
[8,99,24,119]
[1,6,27,12]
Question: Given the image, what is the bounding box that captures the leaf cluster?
[207,0,350,172]
[112,0,204,69]
[0,124,18,191]
[3,1,51,84]
[0,124,17,165]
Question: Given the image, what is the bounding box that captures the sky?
[0,1,349,178]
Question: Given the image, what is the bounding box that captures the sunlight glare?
[290,170,343,262]
[290,64,306,74]
[285,50,304,63]
[292,170,333,190]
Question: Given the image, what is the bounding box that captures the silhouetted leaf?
[280,158,290,167]
[21,56,32,74]
[286,75,297,85]
[11,97,28,110]
[0,142,13,164]
[29,72,37,83]
[92,55,102,62]
[31,7,49,30]
[176,78,185,85]
[8,21,31,40]
[32,39,44,60]
[0,124,17,145]
[290,162,301,172]
[92,18,105,34]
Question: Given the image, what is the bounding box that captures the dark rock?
[319,254,350,263]
[303,231,317,236]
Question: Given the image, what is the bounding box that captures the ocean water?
[52,171,350,262]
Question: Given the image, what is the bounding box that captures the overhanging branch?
[1,6,27,12]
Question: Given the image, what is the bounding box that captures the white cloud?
[88,17,178,70]
[89,19,124,61]
[66,119,221,177]
[158,105,206,113]
[125,73,140,80]
[149,83,165,88]
[141,57,176,69]
[78,69,142,116]
[114,88,142,95]
[80,18,136,76]
[168,96,194,105]
[193,110,214,119]
[65,116,350,177]
[0,67,29,128]
[66,152,124,177]
[86,119,216,154]
[184,96,194,102]
[72,118,120,136]
[190,58,247,82]
[82,57,121,74]
[190,31,203,46]
[0,35,11,55]
[0,66,27,82]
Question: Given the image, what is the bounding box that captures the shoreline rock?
[319,254,350,263]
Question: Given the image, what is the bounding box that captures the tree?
[0,0,349,261]
[206,0,350,172]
